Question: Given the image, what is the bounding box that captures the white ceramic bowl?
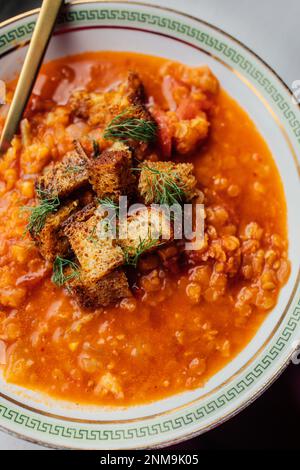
[0,1,299,449]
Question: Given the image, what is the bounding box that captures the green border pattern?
[1,7,299,146]
[0,21,35,49]
[0,4,300,447]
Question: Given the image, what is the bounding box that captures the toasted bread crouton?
[37,150,89,199]
[122,74,156,160]
[138,161,198,204]
[63,206,124,282]
[34,200,79,262]
[88,142,134,201]
[68,269,131,308]
[62,202,96,227]
[118,207,173,256]
[69,73,155,160]
[69,72,148,126]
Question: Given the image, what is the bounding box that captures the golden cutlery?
[0,0,64,154]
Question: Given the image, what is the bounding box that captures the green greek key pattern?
[58,8,300,143]
[0,6,300,445]
[0,21,35,49]
[1,9,299,144]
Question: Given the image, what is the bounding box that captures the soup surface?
[0,52,290,405]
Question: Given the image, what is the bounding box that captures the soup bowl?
[0,0,299,449]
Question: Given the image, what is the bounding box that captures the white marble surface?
[0,0,299,450]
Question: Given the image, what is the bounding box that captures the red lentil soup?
[0,52,290,405]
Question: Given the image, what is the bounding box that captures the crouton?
[37,149,89,199]
[69,72,147,126]
[88,142,135,201]
[118,207,173,256]
[34,200,79,262]
[138,161,198,204]
[63,206,124,282]
[68,269,131,308]
[69,72,155,160]
[62,202,96,226]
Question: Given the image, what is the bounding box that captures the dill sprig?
[97,197,119,215]
[22,186,60,237]
[51,256,80,287]
[123,237,158,268]
[104,107,157,143]
[136,164,186,205]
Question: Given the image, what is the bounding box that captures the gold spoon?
[0,0,64,154]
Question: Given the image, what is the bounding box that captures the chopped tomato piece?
[150,106,172,158]
[176,98,202,120]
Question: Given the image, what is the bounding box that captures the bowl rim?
[0,0,299,450]
[1,0,298,102]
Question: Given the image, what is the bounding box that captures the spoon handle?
[0,0,64,153]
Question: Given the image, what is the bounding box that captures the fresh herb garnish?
[136,164,186,205]
[123,237,159,268]
[51,256,80,287]
[97,197,119,215]
[22,186,60,236]
[92,140,100,157]
[104,107,157,143]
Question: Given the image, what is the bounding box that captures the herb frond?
[135,164,186,205]
[35,186,52,200]
[51,256,80,287]
[97,197,119,215]
[22,187,60,236]
[123,237,159,268]
[104,107,157,143]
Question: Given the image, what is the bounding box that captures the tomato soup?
[0,52,289,405]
